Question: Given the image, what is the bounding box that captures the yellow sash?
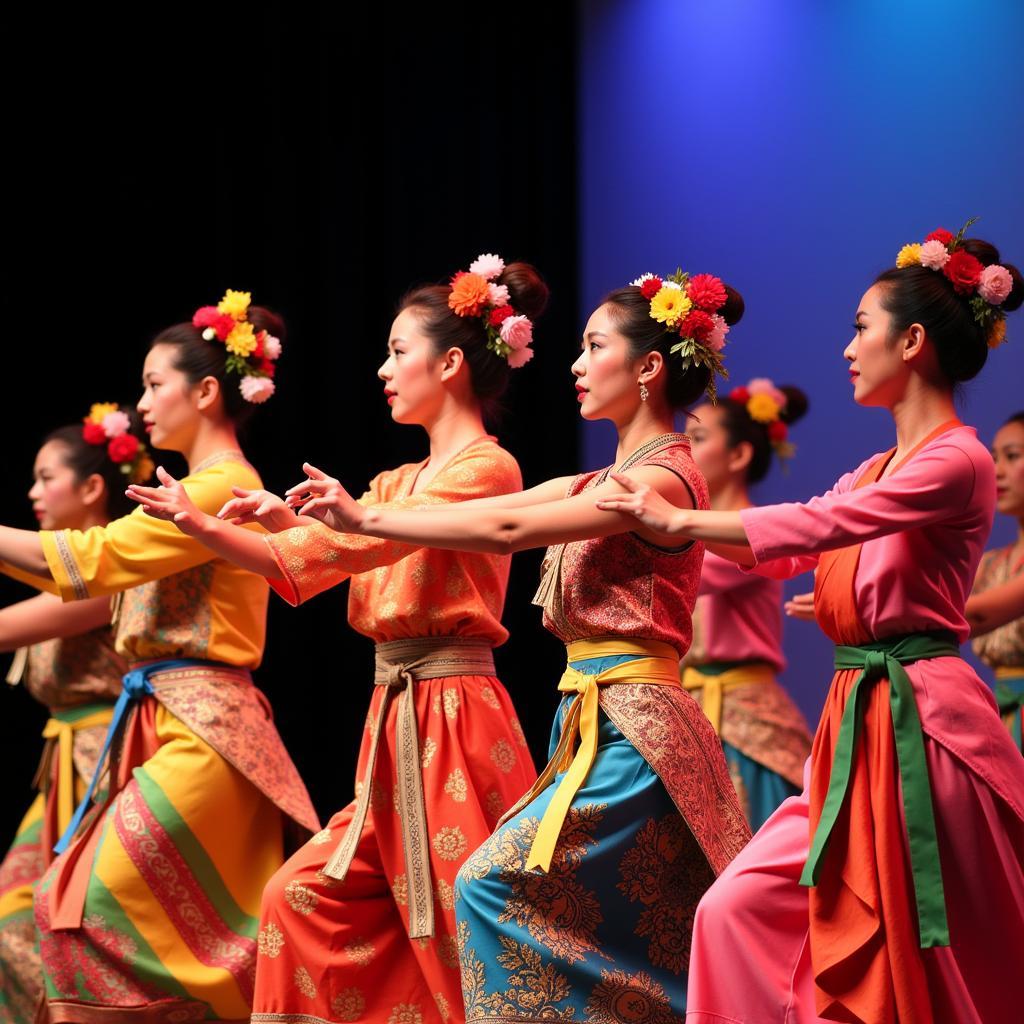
[38,708,116,836]
[524,637,681,872]
[682,662,776,735]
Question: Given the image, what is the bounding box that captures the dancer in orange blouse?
[129,256,547,1024]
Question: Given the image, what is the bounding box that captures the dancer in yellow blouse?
[0,293,317,1024]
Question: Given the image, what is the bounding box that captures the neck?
[424,398,488,467]
[182,419,242,472]
[614,402,675,464]
[710,477,751,512]
[890,376,958,456]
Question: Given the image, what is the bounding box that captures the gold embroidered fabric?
[322,636,496,939]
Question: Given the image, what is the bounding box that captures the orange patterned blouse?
[265,437,522,646]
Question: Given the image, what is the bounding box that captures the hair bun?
[720,284,745,327]
[959,237,1024,313]
[779,385,808,425]
[499,262,550,321]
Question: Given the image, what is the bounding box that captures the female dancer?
[597,226,1024,1022]
[129,256,545,1024]
[206,267,753,1020]
[0,408,147,1024]
[970,410,1024,750]
[0,292,318,1024]
[683,380,813,828]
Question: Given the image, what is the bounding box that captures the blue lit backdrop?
[579,0,1024,720]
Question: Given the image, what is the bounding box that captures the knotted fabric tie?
[321,636,495,939]
[800,631,960,948]
[53,658,218,855]
[38,707,116,838]
[681,660,776,735]
[521,637,681,873]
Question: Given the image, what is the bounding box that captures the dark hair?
[602,283,745,410]
[874,237,1024,385]
[1003,410,1024,429]
[398,262,549,416]
[43,408,148,519]
[716,385,808,484]
[150,305,287,428]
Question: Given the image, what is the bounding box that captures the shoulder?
[451,439,521,482]
[922,426,993,491]
[183,455,263,511]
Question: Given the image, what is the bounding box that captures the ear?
[438,346,466,383]
[902,322,927,362]
[727,439,754,474]
[78,472,107,509]
[193,374,223,412]
[636,348,665,385]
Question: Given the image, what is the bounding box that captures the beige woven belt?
[322,636,496,938]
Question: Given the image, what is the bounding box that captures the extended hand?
[284,463,365,533]
[784,591,816,621]
[126,467,208,537]
[218,487,298,533]
[594,472,682,535]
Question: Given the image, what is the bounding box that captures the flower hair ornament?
[895,217,1012,349]
[191,290,282,403]
[728,378,795,464]
[447,253,535,368]
[82,403,155,484]
[631,268,730,401]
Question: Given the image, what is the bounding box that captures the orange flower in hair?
[448,272,491,317]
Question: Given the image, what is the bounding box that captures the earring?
[639,380,649,402]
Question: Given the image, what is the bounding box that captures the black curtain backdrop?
[0,4,579,845]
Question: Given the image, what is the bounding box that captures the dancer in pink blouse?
[684,381,813,828]
[598,225,1024,1022]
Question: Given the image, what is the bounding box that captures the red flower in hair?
[768,420,789,443]
[252,330,266,359]
[488,305,516,327]
[639,277,663,299]
[678,309,715,342]
[107,434,140,464]
[925,228,954,246]
[192,306,220,328]
[942,249,984,295]
[729,386,750,404]
[687,274,727,312]
[259,358,276,377]
[82,422,107,445]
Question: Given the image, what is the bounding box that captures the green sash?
[800,631,960,948]
[995,677,1024,749]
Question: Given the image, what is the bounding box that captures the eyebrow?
[855,311,868,319]
[586,331,609,340]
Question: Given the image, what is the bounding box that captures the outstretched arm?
[967,571,1024,636]
[0,527,49,579]
[288,462,695,553]
[0,592,113,651]
[126,468,283,578]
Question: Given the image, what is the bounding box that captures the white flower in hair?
[488,283,510,307]
[630,273,656,287]
[239,376,276,404]
[469,253,505,281]
[662,280,683,291]
[263,335,282,360]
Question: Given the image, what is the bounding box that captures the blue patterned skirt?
[455,654,715,1023]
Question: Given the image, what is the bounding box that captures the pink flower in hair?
[978,264,1013,305]
[507,346,534,369]
[747,377,786,409]
[499,314,533,350]
[263,334,283,360]
[239,375,276,404]
[707,314,729,353]
[469,253,505,281]
[918,239,951,271]
[488,283,510,307]
[101,410,131,438]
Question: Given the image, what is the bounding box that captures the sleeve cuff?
[40,531,89,602]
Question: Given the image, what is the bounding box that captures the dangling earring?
[639,380,649,403]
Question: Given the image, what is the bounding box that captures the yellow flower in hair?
[225,321,257,356]
[649,286,692,327]
[747,392,782,423]
[87,402,119,425]
[895,244,922,269]
[132,455,156,484]
[988,317,1007,349]
[218,289,252,320]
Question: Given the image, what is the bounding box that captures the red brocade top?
[539,433,709,656]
